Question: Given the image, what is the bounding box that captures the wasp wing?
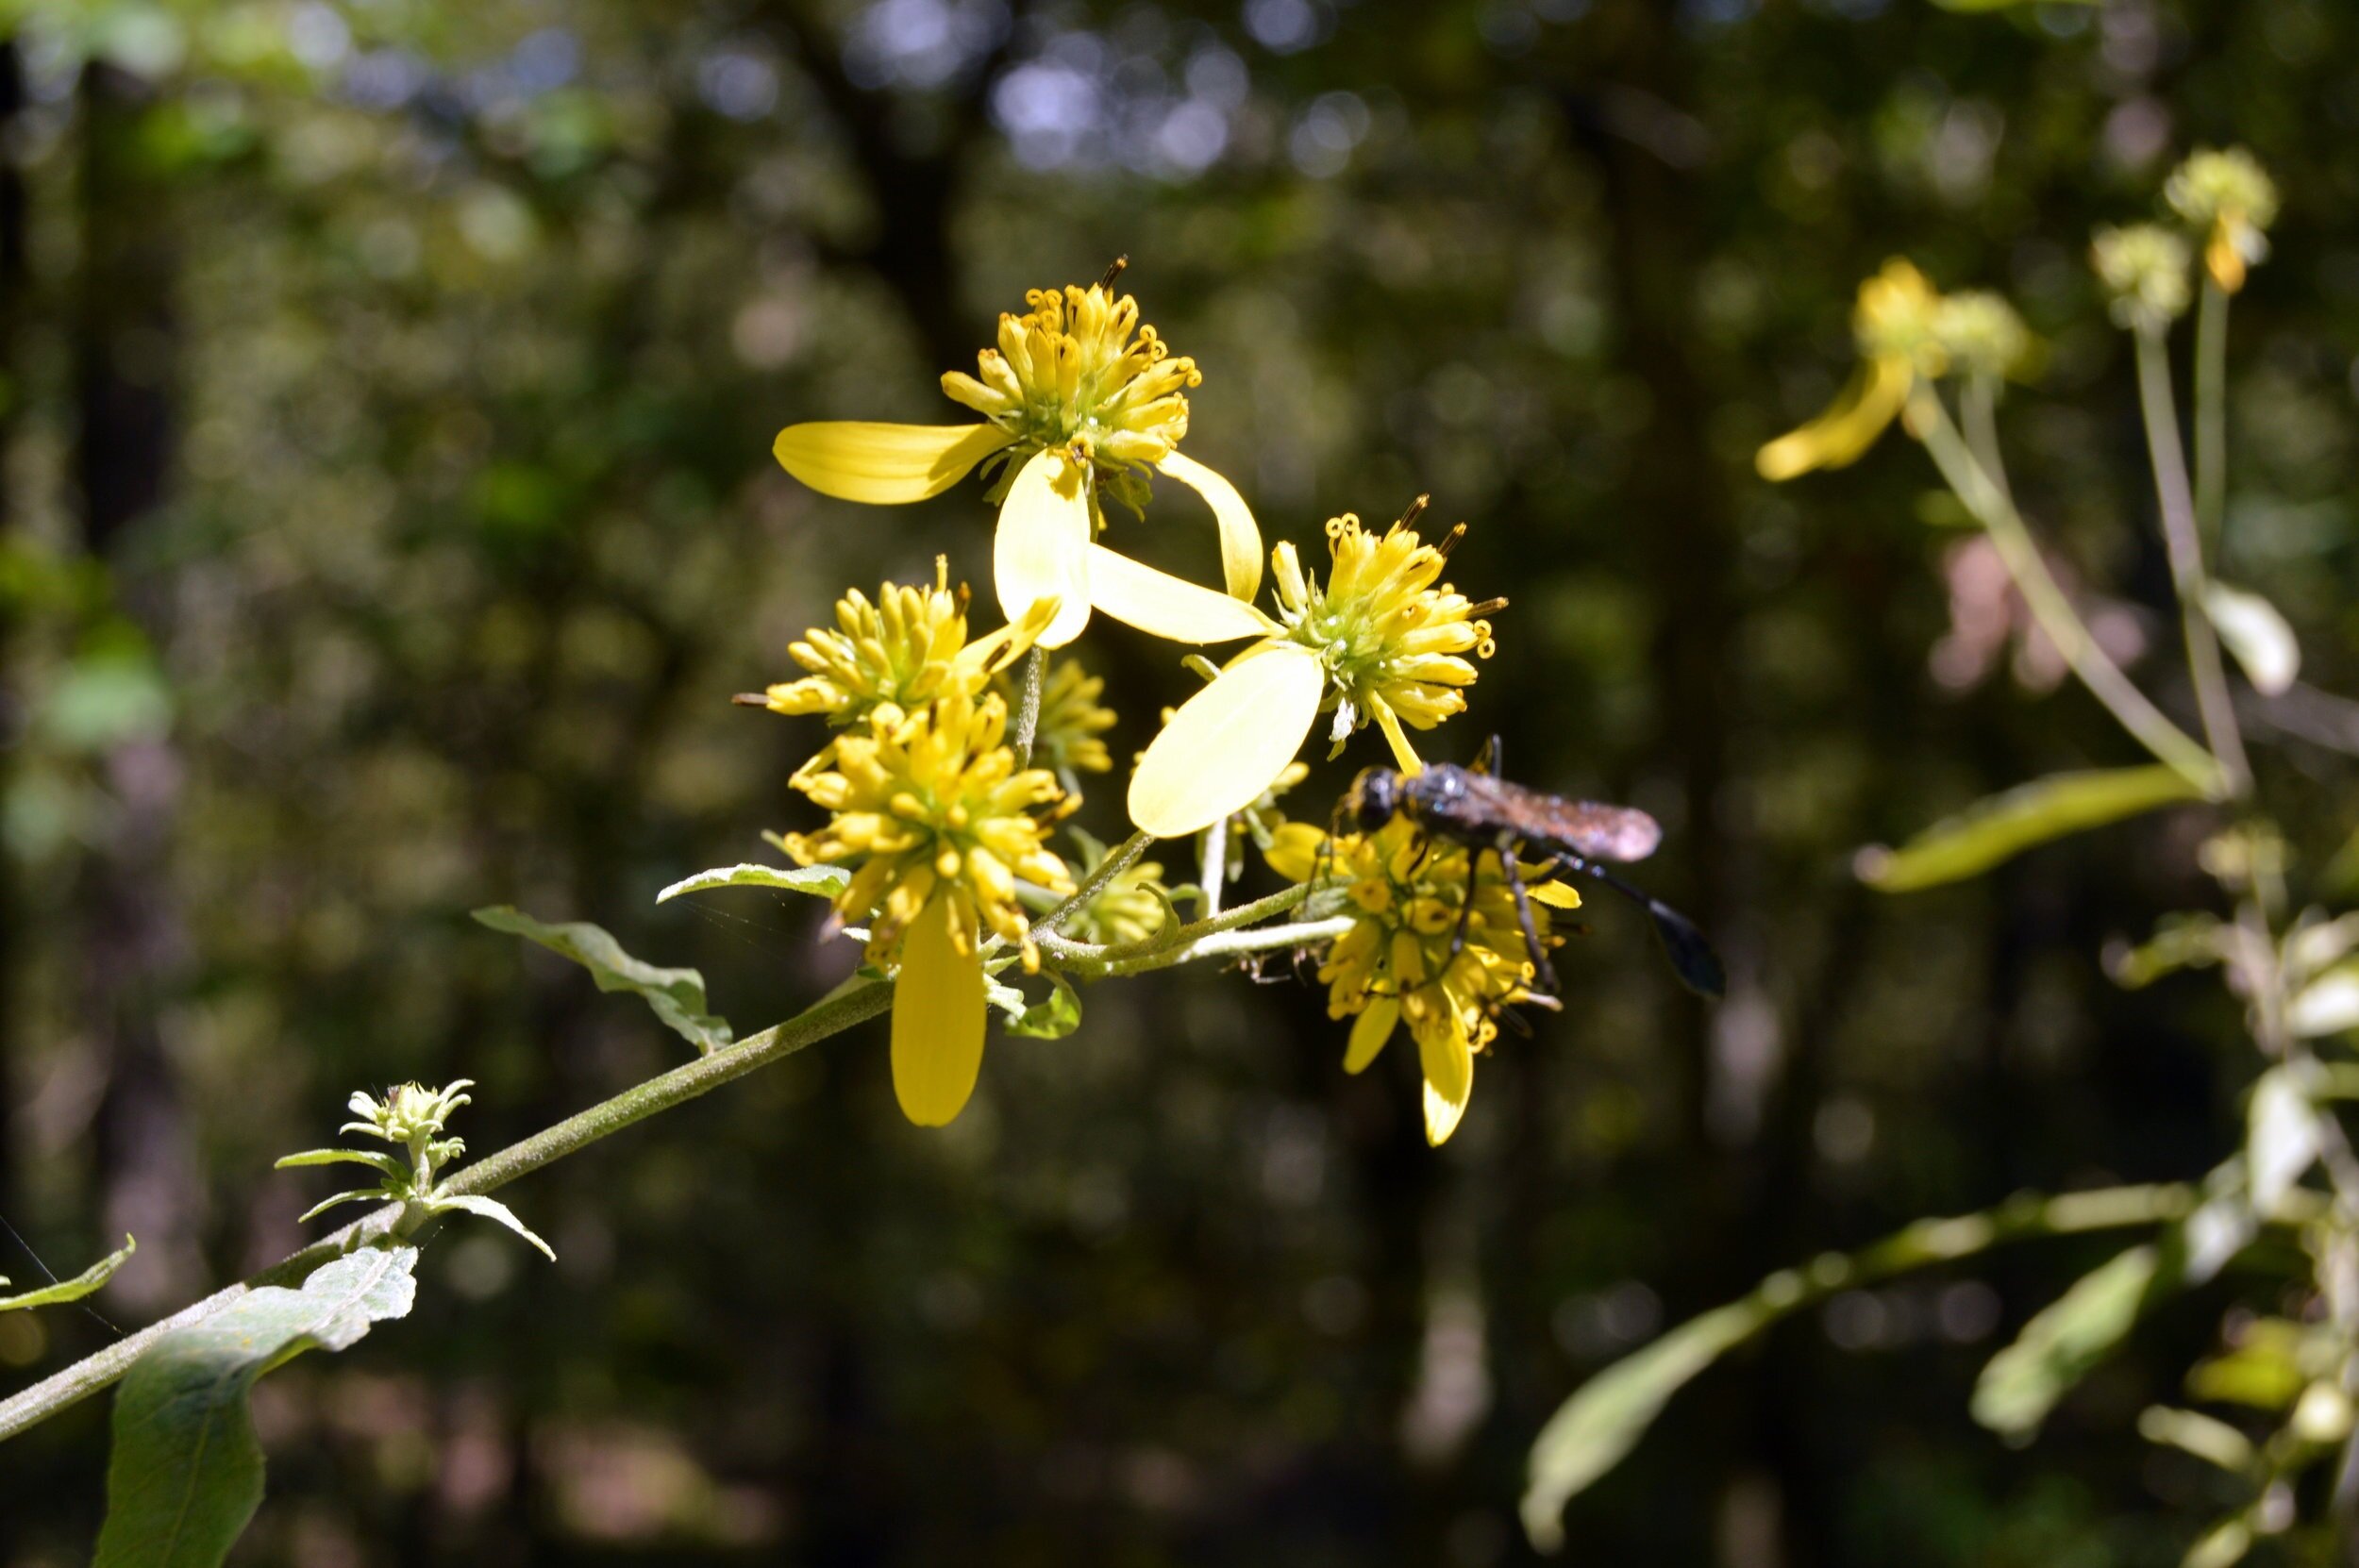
[1456,775,1664,863]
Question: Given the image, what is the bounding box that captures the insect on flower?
[1339,739,1726,999]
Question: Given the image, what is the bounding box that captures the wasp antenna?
[730,692,771,708]
[1399,493,1431,531]
[1098,255,1130,291]
[1434,521,1469,559]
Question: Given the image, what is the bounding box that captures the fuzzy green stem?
[1909,388,2223,793]
[1033,878,1324,972]
[1010,646,1047,770]
[1200,816,1229,919]
[2133,325,2250,796]
[1036,828,1152,938]
[0,977,895,1443]
[2194,276,2229,552]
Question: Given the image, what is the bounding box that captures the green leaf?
[273,1148,403,1180]
[473,907,732,1055]
[656,862,847,904]
[296,1189,384,1225]
[1521,1298,1769,1550]
[0,1234,135,1313]
[93,1245,420,1568]
[1970,1243,2166,1440]
[2246,1069,2318,1216]
[2288,963,2359,1040]
[1005,973,1083,1039]
[427,1194,555,1260]
[1857,766,2206,893]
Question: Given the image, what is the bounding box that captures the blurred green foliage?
[5,0,2359,1562]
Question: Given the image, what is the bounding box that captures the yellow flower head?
[1268,819,1564,1146]
[2166,147,2279,293]
[1126,503,1500,842]
[771,264,1265,652]
[1931,291,2037,383]
[1004,655,1117,776]
[1757,259,1945,482]
[749,559,1051,732]
[942,273,1202,502]
[781,692,1077,1127]
[2092,224,2193,333]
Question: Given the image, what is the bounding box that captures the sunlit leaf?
[2246,1069,2318,1217]
[2190,1319,2314,1411]
[1970,1243,2165,1439]
[1857,766,2206,892]
[2136,1406,2255,1475]
[656,862,847,904]
[1005,973,1082,1040]
[0,1234,135,1314]
[93,1246,420,1568]
[473,907,732,1055]
[427,1194,555,1260]
[2203,582,2300,696]
[2288,963,2359,1039]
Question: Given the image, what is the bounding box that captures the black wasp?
[1337,739,1726,999]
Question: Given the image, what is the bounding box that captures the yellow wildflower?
[1267,819,1567,1146]
[1756,258,1945,481]
[2091,224,2192,333]
[2166,147,2279,294]
[744,559,1053,733]
[770,267,1266,649]
[780,692,1074,1126]
[1127,503,1500,841]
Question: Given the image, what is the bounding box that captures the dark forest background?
[6,0,2359,1562]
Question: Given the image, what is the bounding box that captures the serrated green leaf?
[1858,766,2207,893]
[0,1234,134,1313]
[1971,1243,2166,1439]
[1005,974,1082,1039]
[656,862,847,904]
[93,1246,420,1568]
[427,1194,555,1260]
[1522,1298,1768,1551]
[473,907,731,1055]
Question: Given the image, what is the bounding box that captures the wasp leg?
[1447,842,1490,964]
[1499,845,1558,995]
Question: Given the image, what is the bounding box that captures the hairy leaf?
[428,1194,555,1260]
[0,1234,135,1313]
[1005,974,1082,1039]
[1522,1298,1767,1550]
[656,862,847,904]
[473,907,731,1055]
[94,1246,420,1568]
[1857,766,2206,893]
[1971,1243,2165,1439]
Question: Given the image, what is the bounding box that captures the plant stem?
[1036,828,1151,938]
[0,977,895,1443]
[1910,389,2223,792]
[1199,816,1228,919]
[1010,646,1046,769]
[1033,878,1322,970]
[2133,325,2250,797]
[2194,277,2229,552]
[1961,372,2013,507]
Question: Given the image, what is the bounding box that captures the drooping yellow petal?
[1263,821,1328,884]
[775,421,1014,504]
[1753,353,1911,482]
[2206,225,2247,293]
[1417,1009,1474,1146]
[1128,642,1325,839]
[1530,877,1583,910]
[889,892,986,1126]
[995,448,1095,648]
[1345,997,1398,1074]
[1157,450,1263,601]
[1085,544,1277,644]
[1370,699,1422,775]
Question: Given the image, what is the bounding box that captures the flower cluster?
[2166,146,2279,293]
[276,1079,554,1258]
[1266,820,1572,1145]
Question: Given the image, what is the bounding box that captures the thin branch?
[1010,646,1046,769]
[2193,277,2229,552]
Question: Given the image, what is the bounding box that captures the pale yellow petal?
[1530,877,1583,910]
[889,893,986,1126]
[1345,998,1398,1074]
[1157,450,1263,601]
[1754,355,1911,482]
[774,421,1014,504]
[995,449,1095,648]
[1263,821,1328,884]
[1372,700,1422,775]
[1085,544,1277,644]
[1417,1012,1474,1146]
[1128,642,1325,840]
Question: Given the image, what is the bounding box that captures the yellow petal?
[1128,642,1325,839]
[1345,998,1398,1074]
[1753,353,1911,482]
[890,893,986,1126]
[1417,1011,1473,1146]
[1530,877,1583,910]
[1371,700,1422,775]
[995,448,1094,648]
[1086,544,1277,644]
[1157,450,1263,601]
[774,421,1014,504]
[1263,820,1329,884]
